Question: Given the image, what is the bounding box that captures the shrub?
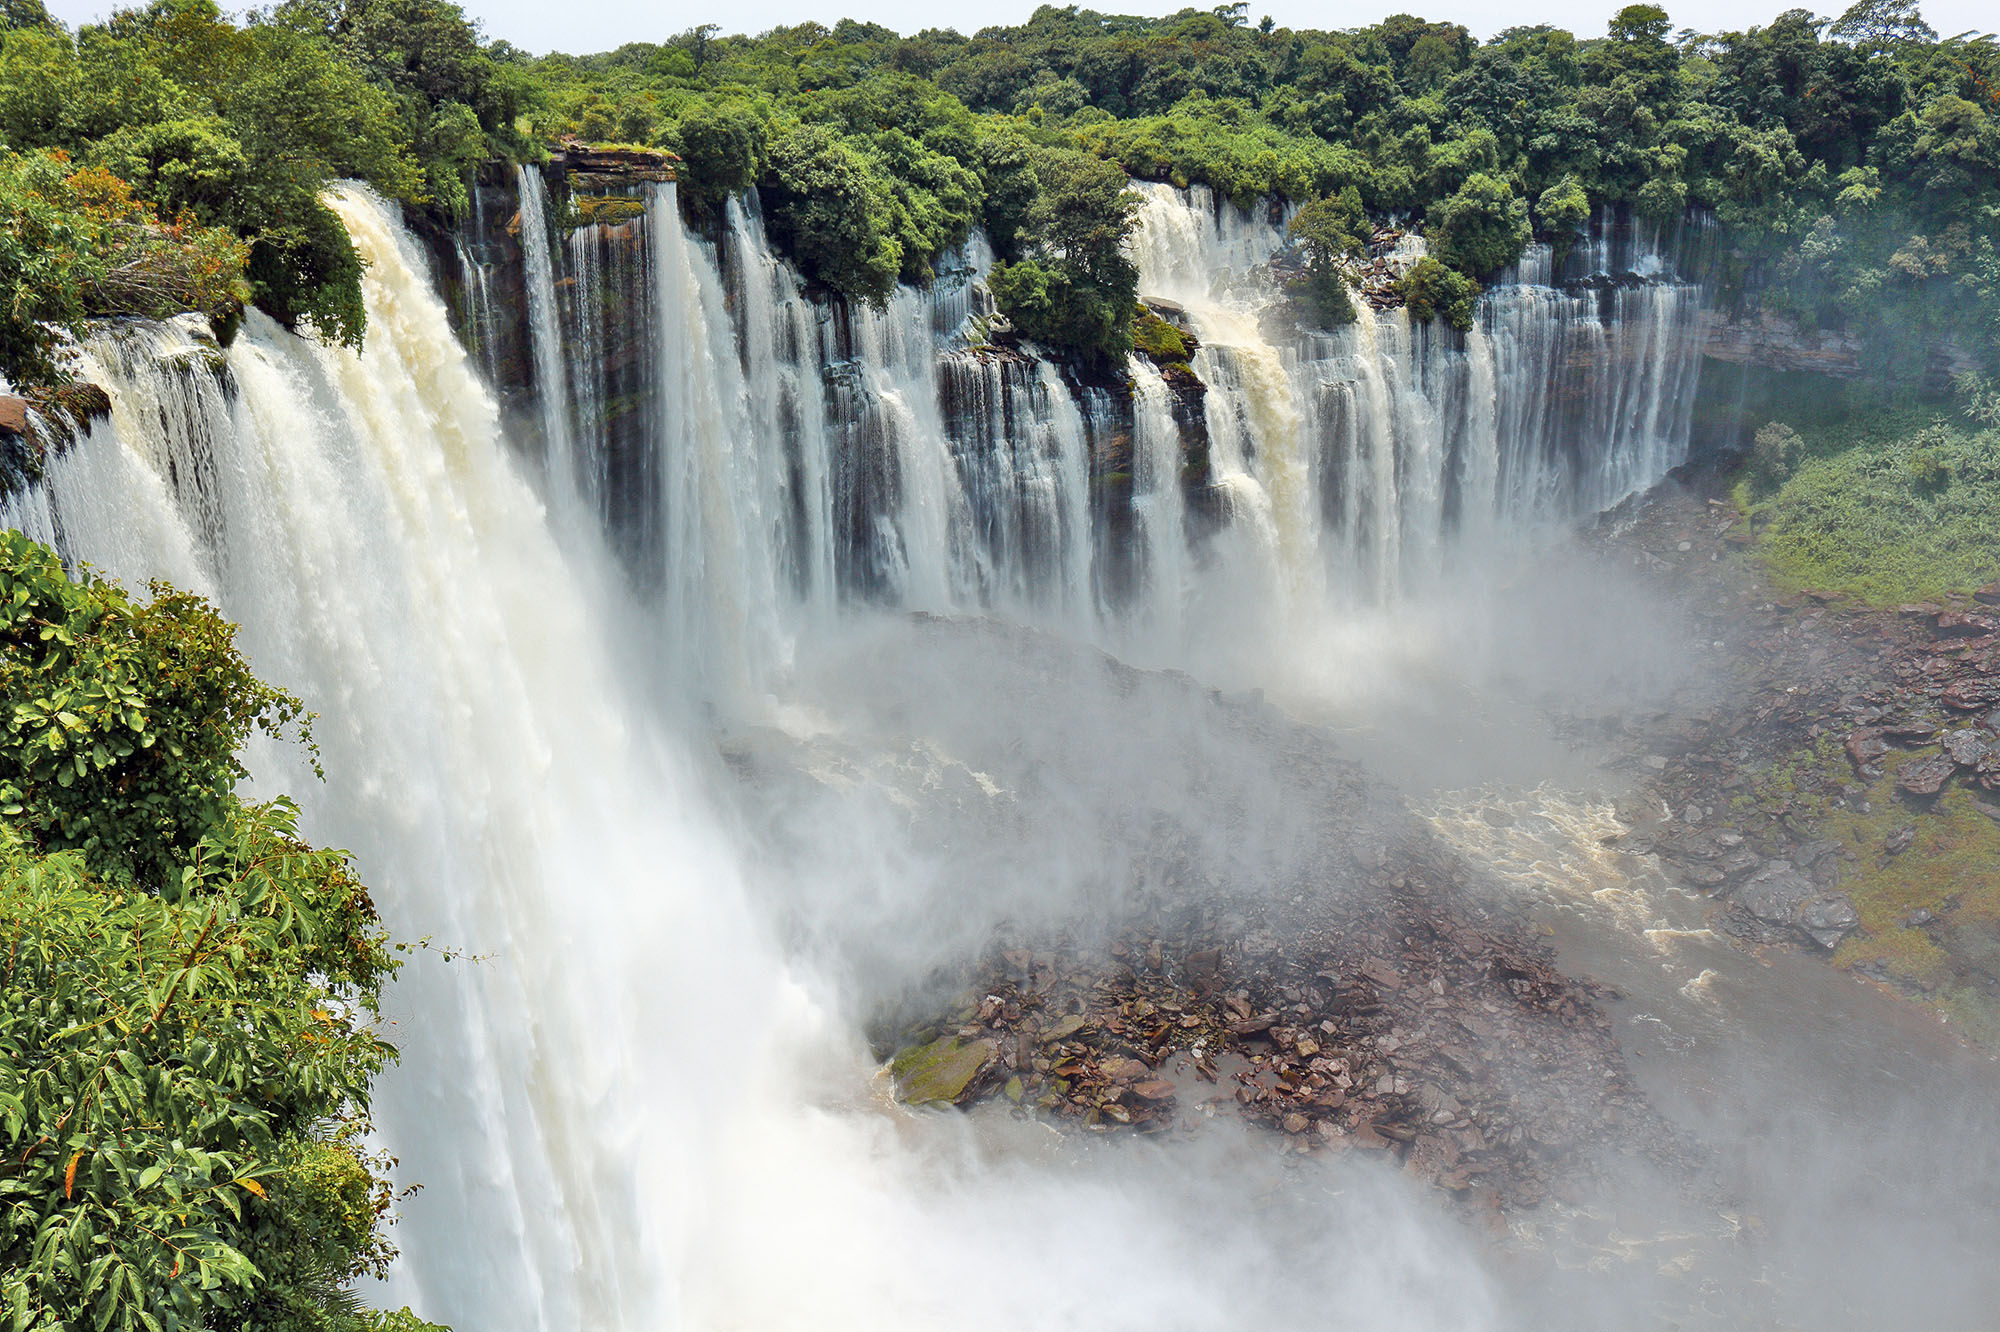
[0,150,247,390]
[1748,420,1805,491]
[0,533,448,1332]
[1397,255,1478,331]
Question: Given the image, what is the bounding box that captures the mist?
[10,91,1999,1332]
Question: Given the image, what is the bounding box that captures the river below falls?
[1282,568,2000,1327]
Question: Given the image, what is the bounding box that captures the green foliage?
[657,99,765,214]
[0,535,446,1332]
[1424,171,1531,277]
[1747,419,1804,492]
[1283,189,1364,327]
[988,146,1138,364]
[763,122,901,303]
[0,529,314,887]
[1750,418,2000,603]
[497,1,2000,371]
[0,150,246,390]
[1396,255,1478,331]
[8,0,2000,376]
[1533,173,1590,249]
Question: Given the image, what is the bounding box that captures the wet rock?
[1896,757,1957,798]
[890,1035,998,1106]
[1845,729,1889,774]
[1734,863,1817,925]
[1943,679,2000,712]
[1797,895,1860,949]
[1042,1014,1089,1043]
[0,395,30,441]
[1941,729,1990,769]
[1718,848,1764,882]
[1934,612,1998,639]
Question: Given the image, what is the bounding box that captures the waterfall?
[516,165,577,505]
[1128,182,1704,611]
[644,179,787,701]
[1128,358,1186,641]
[6,176,1526,1332]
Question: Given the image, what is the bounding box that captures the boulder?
[1934,612,1998,639]
[1975,582,2000,607]
[0,395,30,440]
[1942,679,2000,712]
[889,1035,998,1107]
[1797,894,1860,949]
[1845,729,1888,774]
[1896,757,1957,798]
[1736,863,1817,925]
[1941,729,1990,769]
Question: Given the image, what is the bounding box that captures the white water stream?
[8,186,1539,1330]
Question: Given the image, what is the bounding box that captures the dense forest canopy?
[0,0,1996,376]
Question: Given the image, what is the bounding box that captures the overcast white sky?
[43,0,1997,59]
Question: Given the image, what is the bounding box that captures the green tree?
[0,531,448,1332]
[1425,171,1531,277]
[763,121,901,303]
[1397,254,1478,330]
[989,146,1139,363]
[1284,188,1364,326]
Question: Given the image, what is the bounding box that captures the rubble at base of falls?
[879,840,1685,1217]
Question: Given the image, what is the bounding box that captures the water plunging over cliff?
[8,179,1538,1332]
[21,163,2000,1332]
[1126,183,1703,606]
[485,175,1703,689]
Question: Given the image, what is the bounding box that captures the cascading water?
[3,165,1718,1332]
[1127,182,1704,611]
[516,164,578,508]
[480,174,1705,683]
[10,179,1533,1332]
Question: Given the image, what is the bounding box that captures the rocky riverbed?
[1577,476,2000,1037]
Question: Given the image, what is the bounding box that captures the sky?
[43,0,1997,59]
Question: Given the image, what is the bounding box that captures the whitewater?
[23,176,1986,1331]
[5,185,1525,1328]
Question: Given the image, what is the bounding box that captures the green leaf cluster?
[0,150,246,394]
[0,534,447,1332]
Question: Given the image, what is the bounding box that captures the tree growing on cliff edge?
[0,531,447,1332]
[988,146,1139,364]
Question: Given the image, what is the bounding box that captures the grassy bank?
[1736,409,2000,605]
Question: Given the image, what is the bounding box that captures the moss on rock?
[888,1034,998,1106]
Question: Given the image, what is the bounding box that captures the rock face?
[889,1035,998,1106]
[1896,757,1957,798]
[1732,863,1859,949]
[1698,310,1978,380]
[554,141,679,184]
[0,396,30,441]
